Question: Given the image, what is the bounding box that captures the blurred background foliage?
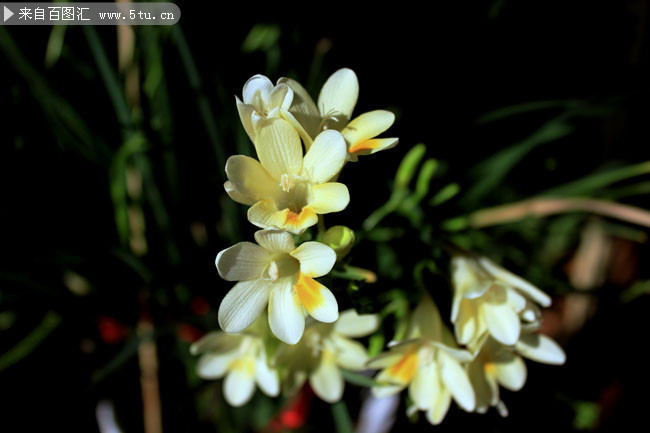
[2,0,650,431]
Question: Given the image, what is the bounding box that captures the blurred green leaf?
[620,280,650,303]
[395,143,426,189]
[0,311,61,372]
[430,182,461,206]
[465,117,573,203]
[45,25,67,68]
[241,24,281,53]
[341,370,382,388]
[540,161,650,198]
[477,99,581,124]
[331,400,354,433]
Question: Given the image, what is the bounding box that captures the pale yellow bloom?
[369,296,475,425]
[190,319,279,407]
[224,118,350,234]
[468,333,566,415]
[216,229,338,345]
[279,68,398,161]
[235,74,306,143]
[451,256,552,349]
[276,310,379,403]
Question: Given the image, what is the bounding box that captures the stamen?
[268,261,279,282]
[280,174,294,192]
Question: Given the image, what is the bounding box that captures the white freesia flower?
[451,256,552,349]
[216,229,338,345]
[224,118,350,234]
[468,332,566,415]
[190,319,280,407]
[276,309,379,403]
[369,295,475,425]
[279,68,398,161]
[236,74,308,143]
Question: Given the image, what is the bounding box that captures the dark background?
[2,1,649,431]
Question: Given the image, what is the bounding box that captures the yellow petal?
[342,110,395,147]
[248,200,318,234]
[254,119,303,180]
[308,183,350,214]
[318,68,359,123]
[301,130,347,183]
[380,349,418,386]
[349,138,399,156]
[294,272,338,323]
[224,181,255,206]
[225,155,281,203]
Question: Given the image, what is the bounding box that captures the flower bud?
[322,225,355,260]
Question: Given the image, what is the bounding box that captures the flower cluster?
[368,258,565,423]
[193,68,565,422]
[196,68,395,407]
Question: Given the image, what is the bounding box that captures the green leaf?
[465,117,573,203]
[0,311,61,372]
[341,370,382,388]
[331,400,354,433]
[430,182,461,206]
[241,24,281,53]
[540,161,650,198]
[395,144,426,189]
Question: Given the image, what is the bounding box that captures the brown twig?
[469,197,650,228]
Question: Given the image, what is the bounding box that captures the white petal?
[268,277,305,344]
[410,294,443,340]
[425,390,451,425]
[454,299,478,346]
[301,130,347,184]
[467,358,498,411]
[515,333,566,365]
[224,180,255,206]
[342,110,395,147]
[308,183,350,214]
[294,273,338,323]
[218,279,270,333]
[197,352,236,378]
[225,155,281,203]
[494,354,527,391]
[439,351,475,412]
[332,335,369,370]
[255,352,280,397]
[190,331,242,355]
[254,229,295,253]
[335,310,379,338]
[216,242,271,281]
[223,363,256,406]
[235,96,256,142]
[479,257,551,307]
[310,357,344,403]
[290,241,336,278]
[482,302,520,346]
[409,355,440,410]
[506,286,527,313]
[269,83,293,111]
[242,74,273,105]
[318,68,359,122]
[254,119,303,180]
[277,76,321,140]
